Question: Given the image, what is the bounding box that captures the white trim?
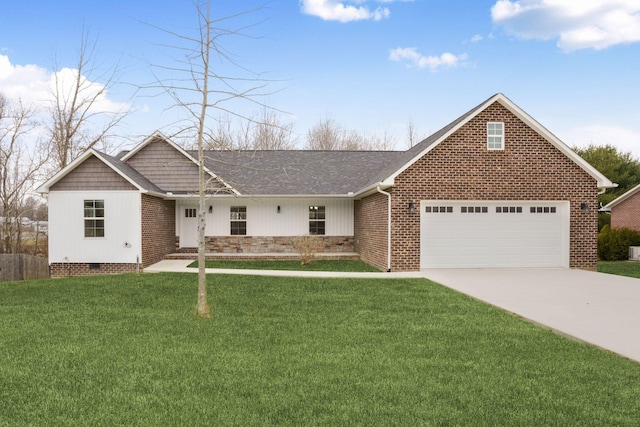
[121,131,240,196]
[38,149,146,194]
[487,121,504,151]
[603,183,640,210]
[376,93,614,190]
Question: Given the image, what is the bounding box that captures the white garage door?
[420,201,569,269]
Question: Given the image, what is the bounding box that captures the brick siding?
[50,262,138,278]
[141,194,176,267]
[611,195,640,231]
[354,193,389,271]
[359,101,598,271]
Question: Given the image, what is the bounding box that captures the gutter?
[376,185,392,272]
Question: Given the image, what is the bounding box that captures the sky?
[1,0,640,157]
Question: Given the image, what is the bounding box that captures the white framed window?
[230,206,247,235]
[84,199,105,237]
[309,206,326,235]
[487,122,504,150]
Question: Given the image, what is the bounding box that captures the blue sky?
[1,0,640,156]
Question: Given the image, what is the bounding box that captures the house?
[603,184,640,230]
[38,93,614,276]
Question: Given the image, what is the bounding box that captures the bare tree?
[147,1,274,317]
[48,33,128,170]
[406,120,425,149]
[208,109,296,150]
[249,109,296,150]
[0,94,49,253]
[305,117,396,150]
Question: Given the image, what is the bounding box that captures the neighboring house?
[603,184,640,230]
[38,93,614,276]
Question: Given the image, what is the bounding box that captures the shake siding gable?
[390,102,598,271]
[50,156,137,191]
[125,138,201,192]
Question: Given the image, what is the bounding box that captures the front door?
[180,207,198,248]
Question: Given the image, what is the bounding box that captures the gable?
[124,137,201,193]
[395,102,596,198]
[50,156,137,191]
[360,94,613,196]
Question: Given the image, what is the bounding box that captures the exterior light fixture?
[408,201,416,214]
[277,205,281,213]
[208,205,213,214]
[580,202,590,213]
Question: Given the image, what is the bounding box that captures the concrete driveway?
[423,268,640,363]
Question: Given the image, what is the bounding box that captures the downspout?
[376,186,392,272]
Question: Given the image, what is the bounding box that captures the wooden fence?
[0,254,49,281]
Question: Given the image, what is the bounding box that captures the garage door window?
[461,206,488,213]
[531,206,557,214]
[496,206,522,213]
[425,206,453,213]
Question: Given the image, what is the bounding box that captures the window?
[530,206,557,214]
[487,122,504,150]
[496,206,522,213]
[425,206,453,213]
[84,200,105,237]
[230,206,247,235]
[185,208,197,218]
[461,206,488,213]
[309,206,325,235]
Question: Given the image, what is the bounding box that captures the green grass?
[598,260,640,278]
[2,273,640,425]
[188,258,380,272]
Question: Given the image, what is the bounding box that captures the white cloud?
[301,0,391,22]
[471,34,483,43]
[491,0,640,51]
[388,47,468,72]
[0,54,128,115]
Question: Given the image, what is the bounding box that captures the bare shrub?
[292,235,323,265]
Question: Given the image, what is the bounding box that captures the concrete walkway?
[144,259,424,278]
[423,268,640,364]
[145,260,640,363]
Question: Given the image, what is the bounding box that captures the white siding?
[176,197,354,238]
[49,191,141,264]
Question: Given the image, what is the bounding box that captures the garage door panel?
[420,201,569,268]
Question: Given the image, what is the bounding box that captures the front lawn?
[188,258,380,272]
[598,260,640,278]
[2,273,640,425]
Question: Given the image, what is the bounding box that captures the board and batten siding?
[48,191,142,264]
[176,198,354,238]
[50,156,137,191]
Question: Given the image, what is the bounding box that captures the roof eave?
[603,183,640,210]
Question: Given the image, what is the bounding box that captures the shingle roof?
[191,150,403,195]
[360,94,491,190]
[41,93,613,197]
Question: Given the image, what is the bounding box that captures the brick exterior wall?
[141,194,176,268]
[611,194,640,231]
[354,193,389,271]
[177,235,354,254]
[360,101,598,271]
[50,262,138,278]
